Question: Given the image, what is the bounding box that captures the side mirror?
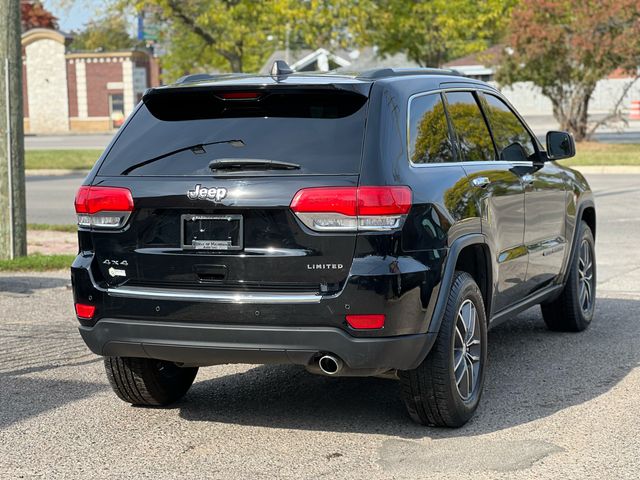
[546,131,575,160]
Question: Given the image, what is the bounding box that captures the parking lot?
[2,173,639,479]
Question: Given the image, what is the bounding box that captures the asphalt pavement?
[3,173,640,479]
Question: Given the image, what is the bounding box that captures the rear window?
[97,88,368,176]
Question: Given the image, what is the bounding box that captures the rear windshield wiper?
[208,158,301,171]
[120,139,245,175]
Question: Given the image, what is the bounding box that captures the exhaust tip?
[318,355,343,375]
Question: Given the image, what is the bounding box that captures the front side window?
[408,93,455,164]
[444,91,495,162]
[481,94,537,162]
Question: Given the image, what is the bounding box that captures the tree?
[69,14,138,51]
[366,0,516,68]
[119,0,370,79]
[21,0,58,31]
[498,0,640,141]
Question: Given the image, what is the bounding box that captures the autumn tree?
[498,0,640,141]
[21,0,58,31]
[365,0,516,67]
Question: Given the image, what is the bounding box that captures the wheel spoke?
[454,350,464,370]
[455,325,465,348]
[467,303,477,342]
[465,358,474,396]
[466,353,480,363]
[458,312,468,339]
[456,360,467,388]
[580,283,588,308]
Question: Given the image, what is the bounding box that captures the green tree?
[121,0,370,80]
[366,0,516,67]
[497,0,640,141]
[70,14,138,51]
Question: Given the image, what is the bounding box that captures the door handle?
[471,176,490,188]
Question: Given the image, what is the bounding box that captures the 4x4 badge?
[187,184,227,203]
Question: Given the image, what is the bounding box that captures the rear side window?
[408,93,455,164]
[97,89,368,176]
[481,94,537,162]
[444,91,495,162]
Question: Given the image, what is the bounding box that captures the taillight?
[346,314,385,329]
[75,303,96,319]
[290,186,411,232]
[74,186,133,229]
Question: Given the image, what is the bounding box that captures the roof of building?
[22,28,69,47]
[259,46,422,74]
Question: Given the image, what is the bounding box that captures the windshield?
[96,89,369,177]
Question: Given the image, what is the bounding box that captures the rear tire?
[399,271,487,427]
[541,220,596,332]
[104,357,198,406]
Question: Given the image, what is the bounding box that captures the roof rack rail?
[356,67,464,80]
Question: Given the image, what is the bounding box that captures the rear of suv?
[72,66,596,427]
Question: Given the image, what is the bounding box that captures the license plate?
[181,214,243,251]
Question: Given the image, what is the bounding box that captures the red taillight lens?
[74,186,133,214]
[75,303,96,319]
[290,186,411,232]
[357,186,412,215]
[74,186,133,229]
[290,187,357,216]
[346,314,385,329]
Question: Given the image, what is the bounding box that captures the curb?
[26,169,89,177]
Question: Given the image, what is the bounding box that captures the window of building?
[408,93,455,164]
[444,91,495,162]
[109,93,125,129]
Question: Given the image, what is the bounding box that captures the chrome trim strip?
[107,286,323,304]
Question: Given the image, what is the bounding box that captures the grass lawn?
[0,253,75,271]
[28,223,77,233]
[25,149,101,170]
[566,142,640,166]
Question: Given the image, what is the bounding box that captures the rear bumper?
[79,319,437,371]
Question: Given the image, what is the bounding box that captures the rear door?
[88,85,370,295]
[444,90,528,313]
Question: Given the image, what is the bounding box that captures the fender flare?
[427,233,489,335]
[559,198,596,286]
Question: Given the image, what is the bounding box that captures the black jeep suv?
[72,66,596,427]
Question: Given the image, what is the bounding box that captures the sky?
[42,0,129,32]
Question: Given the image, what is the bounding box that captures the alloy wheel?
[578,238,595,314]
[453,299,482,401]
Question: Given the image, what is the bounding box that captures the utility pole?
[0,0,26,259]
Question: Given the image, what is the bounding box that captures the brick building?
[22,28,159,134]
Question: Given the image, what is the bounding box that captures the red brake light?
[74,186,133,214]
[346,314,385,329]
[75,303,96,319]
[217,91,262,100]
